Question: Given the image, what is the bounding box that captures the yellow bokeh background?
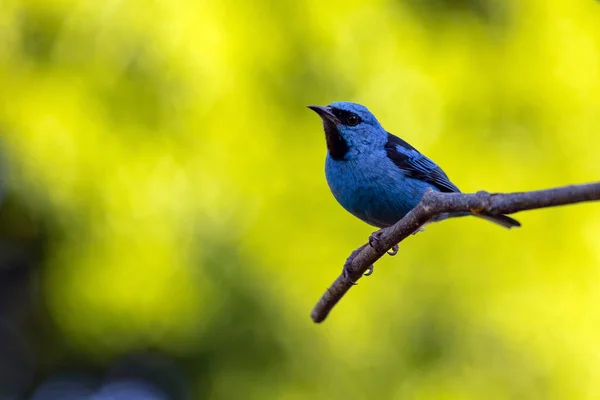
[1,0,600,398]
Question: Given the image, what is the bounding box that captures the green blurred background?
[1,0,600,398]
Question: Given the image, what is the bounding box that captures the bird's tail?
[474,211,521,229]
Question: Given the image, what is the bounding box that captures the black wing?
[384,132,460,193]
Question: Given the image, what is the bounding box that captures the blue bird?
[308,102,520,282]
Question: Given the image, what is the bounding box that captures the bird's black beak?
[307,105,340,124]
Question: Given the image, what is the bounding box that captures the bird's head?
[308,101,386,160]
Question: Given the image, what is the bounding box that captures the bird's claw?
[342,247,361,285]
[369,231,399,256]
[342,245,374,285]
[343,267,358,285]
[343,263,374,285]
[342,232,398,285]
[368,231,385,252]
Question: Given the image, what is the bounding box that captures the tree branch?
[311,182,600,323]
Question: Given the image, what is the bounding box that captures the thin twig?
[311,182,600,323]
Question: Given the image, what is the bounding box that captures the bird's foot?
[368,230,399,256]
[342,245,373,285]
[343,263,374,285]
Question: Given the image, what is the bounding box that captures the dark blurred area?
[0,187,289,399]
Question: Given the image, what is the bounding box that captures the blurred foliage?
[0,0,599,398]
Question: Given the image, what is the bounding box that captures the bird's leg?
[368,230,399,256]
[342,244,372,285]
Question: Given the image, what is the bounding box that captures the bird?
[308,101,520,283]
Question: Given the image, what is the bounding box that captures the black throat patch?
[323,119,348,161]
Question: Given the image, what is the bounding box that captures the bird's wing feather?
[384,132,460,193]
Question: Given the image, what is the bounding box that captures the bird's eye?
[330,107,362,126]
[346,114,360,126]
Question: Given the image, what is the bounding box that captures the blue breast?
[325,153,437,228]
